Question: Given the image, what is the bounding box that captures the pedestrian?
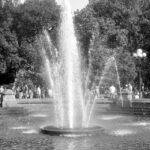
[0,86,4,107]
[48,88,53,98]
[95,85,99,98]
[128,83,133,107]
[41,87,45,98]
[37,86,41,98]
[29,88,33,99]
[109,85,117,102]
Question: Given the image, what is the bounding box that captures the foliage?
[1,0,150,90]
[12,0,60,45]
[0,2,19,80]
[75,0,150,88]
[0,0,60,86]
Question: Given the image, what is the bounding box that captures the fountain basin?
[40,126,102,136]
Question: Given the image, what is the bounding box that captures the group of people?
[109,83,146,101]
[0,85,53,99]
[93,83,134,101]
[0,82,146,101]
[14,85,53,99]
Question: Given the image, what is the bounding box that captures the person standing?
[109,85,117,102]
[41,87,45,98]
[128,83,133,107]
[29,88,33,99]
[95,85,99,98]
[48,88,53,98]
[37,86,41,98]
[0,86,4,107]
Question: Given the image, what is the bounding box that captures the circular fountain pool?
[40,126,102,136]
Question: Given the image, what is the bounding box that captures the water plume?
[57,0,85,128]
[40,0,122,130]
[87,56,122,126]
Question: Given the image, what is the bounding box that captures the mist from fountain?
[42,22,86,128]
[40,30,64,128]
[87,56,122,125]
[57,0,85,128]
[113,57,123,107]
[40,0,122,130]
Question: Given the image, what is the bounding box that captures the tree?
[75,0,137,87]
[0,1,20,84]
[12,0,60,46]
[0,0,60,86]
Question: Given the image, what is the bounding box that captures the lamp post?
[133,49,147,98]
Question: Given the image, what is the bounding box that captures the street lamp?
[133,49,147,98]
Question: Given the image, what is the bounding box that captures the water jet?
[40,0,103,136]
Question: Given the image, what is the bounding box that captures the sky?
[70,0,89,11]
[56,0,89,11]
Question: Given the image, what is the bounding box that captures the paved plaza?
[0,104,150,149]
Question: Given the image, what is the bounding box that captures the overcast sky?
[56,0,89,11]
[70,0,89,11]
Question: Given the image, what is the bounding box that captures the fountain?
[40,0,102,136]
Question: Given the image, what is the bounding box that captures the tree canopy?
[75,0,150,88]
[1,0,150,90]
[0,0,60,85]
